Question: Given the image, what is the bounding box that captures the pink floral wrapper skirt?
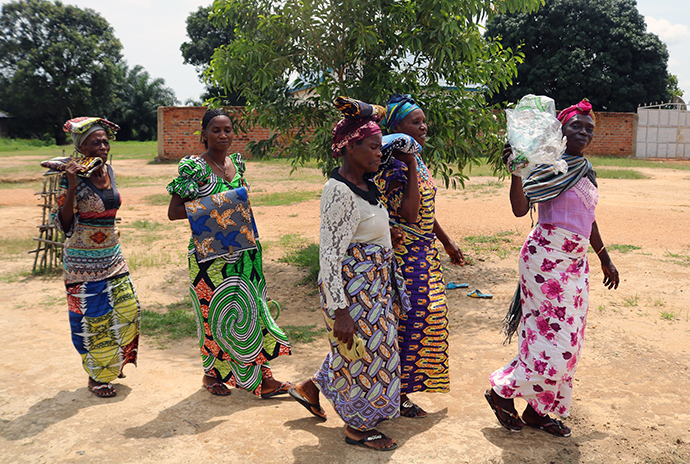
[490,223,590,417]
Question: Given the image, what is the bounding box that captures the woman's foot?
[400,394,427,418]
[203,374,231,396]
[484,388,524,432]
[261,377,292,399]
[87,378,116,398]
[521,404,571,437]
[344,426,397,451]
[288,379,326,419]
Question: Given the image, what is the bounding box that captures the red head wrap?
[331,104,383,158]
[557,99,596,125]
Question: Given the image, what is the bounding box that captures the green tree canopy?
[485,0,672,112]
[180,5,244,105]
[206,0,542,183]
[108,64,179,141]
[0,0,122,144]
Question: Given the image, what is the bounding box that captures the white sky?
[0,0,688,104]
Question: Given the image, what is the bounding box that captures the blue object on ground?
[467,289,493,299]
[446,282,469,289]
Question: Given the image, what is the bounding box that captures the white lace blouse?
[319,178,391,313]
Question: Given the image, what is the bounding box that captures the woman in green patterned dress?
[167,108,291,397]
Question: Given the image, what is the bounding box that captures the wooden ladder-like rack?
[29,174,64,273]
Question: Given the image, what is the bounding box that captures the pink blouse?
[537,177,598,238]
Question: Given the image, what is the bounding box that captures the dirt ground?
[1,156,690,464]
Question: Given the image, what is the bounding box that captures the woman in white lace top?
[289,98,410,451]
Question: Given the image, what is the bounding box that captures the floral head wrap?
[331,97,384,158]
[63,117,119,154]
[557,99,596,126]
[381,93,421,134]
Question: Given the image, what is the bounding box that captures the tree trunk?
[53,123,67,146]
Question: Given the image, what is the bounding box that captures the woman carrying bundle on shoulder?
[289,98,410,451]
[485,99,619,437]
[55,117,140,398]
[375,94,465,418]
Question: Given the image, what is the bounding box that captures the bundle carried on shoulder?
[505,95,567,177]
[184,187,259,263]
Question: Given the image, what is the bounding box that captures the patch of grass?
[0,236,36,257]
[594,168,648,180]
[0,270,32,283]
[608,244,642,253]
[0,180,43,190]
[0,138,54,152]
[597,304,606,312]
[31,267,63,277]
[108,141,158,160]
[282,324,325,344]
[462,180,504,196]
[463,157,495,177]
[141,300,197,346]
[660,310,677,321]
[0,140,157,161]
[142,193,170,206]
[251,190,320,207]
[279,243,320,286]
[278,234,310,250]
[129,219,169,231]
[664,250,690,266]
[623,295,639,307]
[115,175,171,188]
[127,249,180,270]
[590,156,690,171]
[652,298,666,307]
[0,163,46,177]
[463,230,518,259]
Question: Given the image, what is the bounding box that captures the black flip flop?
[400,399,427,418]
[288,387,327,420]
[524,417,572,437]
[345,433,398,451]
[484,389,523,432]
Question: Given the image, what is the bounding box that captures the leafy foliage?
[0,0,122,144]
[206,0,542,184]
[108,63,178,141]
[180,5,244,105]
[485,0,672,111]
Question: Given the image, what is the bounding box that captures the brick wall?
[587,111,636,157]
[158,106,637,160]
[157,106,272,160]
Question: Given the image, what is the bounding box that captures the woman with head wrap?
[289,97,410,451]
[167,108,291,398]
[375,94,464,418]
[54,117,140,398]
[485,99,619,437]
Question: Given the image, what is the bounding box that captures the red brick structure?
[157,106,638,160]
[587,111,637,157]
[156,106,272,160]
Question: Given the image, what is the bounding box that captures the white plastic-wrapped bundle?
[506,95,567,177]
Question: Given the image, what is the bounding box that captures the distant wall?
[587,111,636,157]
[156,106,272,160]
[158,106,638,160]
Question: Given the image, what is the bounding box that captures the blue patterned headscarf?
[381,94,421,134]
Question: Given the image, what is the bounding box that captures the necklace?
[415,153,430,183]
[206,154,229,180]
